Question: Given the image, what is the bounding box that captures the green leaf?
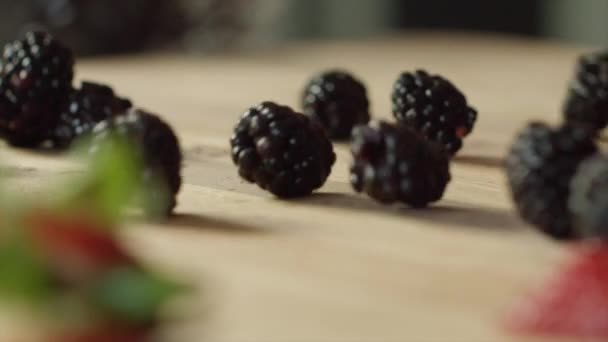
[90,267,183,324]
[63,135,143,224]
[0,231,53,305]
[136,171,172,220]
[60,132,173,222]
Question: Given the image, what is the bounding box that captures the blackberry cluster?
[506,122,597,240]
[230,102,336,198]
[50,81,132,149]
[92,109,183,215]
[0,31,74,147]
[302,70,370,140]
[392,70,477,155]
[570,155,608,239]
[563,51,608,132]
[350,121,451,208]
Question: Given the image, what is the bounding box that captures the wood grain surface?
[1,33,596,342]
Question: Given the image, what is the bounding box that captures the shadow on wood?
[408,203,522,232]
[453,154,504,168]
[294,193,522,232]
[170,213,268,234]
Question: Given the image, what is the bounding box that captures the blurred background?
[0,0,606,56]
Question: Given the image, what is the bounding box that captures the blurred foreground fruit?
[91,109,183,216]
[0,135,187,341]
[507,244,608,339]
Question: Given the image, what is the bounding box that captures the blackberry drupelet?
[302,70,370,140]
[506,122,597,240]
[51,81,132,149]
[350,121,451,208]
[570,155,608,239]
[0,31,74,147]
[92,109,182,215]
[230,102,336,198]
[392,70,477,155]
[564,50,608,132]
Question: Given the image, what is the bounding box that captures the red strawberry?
[25,212,136,282]
[507,243,608,338]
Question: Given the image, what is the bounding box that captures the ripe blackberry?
[564,51,608,132]
[302,70,370,140]
[92,109,182,215]
[230,102,336,198]
[570,155,608,239]
[50,81,132,149]
[506,122,597,240]
[392,70,477,155]
[0,31,74,147]
[350,121,451,208]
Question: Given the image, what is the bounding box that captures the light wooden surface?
[2,33,596,342]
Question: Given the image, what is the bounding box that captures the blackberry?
[570,155,608,239]
[392,70,477,155]
[92,109,182,215]
[506,122,597,240]
[230,102,336,198]
[302,70,370,140]
[0,31,74,147]
[564,51,608,132]
[50,81,132,149]
[350,121,451,208]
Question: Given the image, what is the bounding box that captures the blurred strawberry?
[53,326,150,342]
[0,130,187,341]
[25,212,136,283]
[507,243,608,338]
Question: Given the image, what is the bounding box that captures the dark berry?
[564,51,608,132]
[50,81,132,149]
[230,102,336,198]
[350,121,451,208]
[506,122,597,240]
[302,70,370,139]
[92,109,182,215]
[570,154,608,239]
[392,70,477,155]
[0,31,74,147]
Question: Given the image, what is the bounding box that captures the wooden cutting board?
[1,33,594,342]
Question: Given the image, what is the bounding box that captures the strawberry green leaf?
[0,231,53,304]
[64,136,142,224]
[137,172,172,220]
[90,267,183,324]
[63,133,173,222]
